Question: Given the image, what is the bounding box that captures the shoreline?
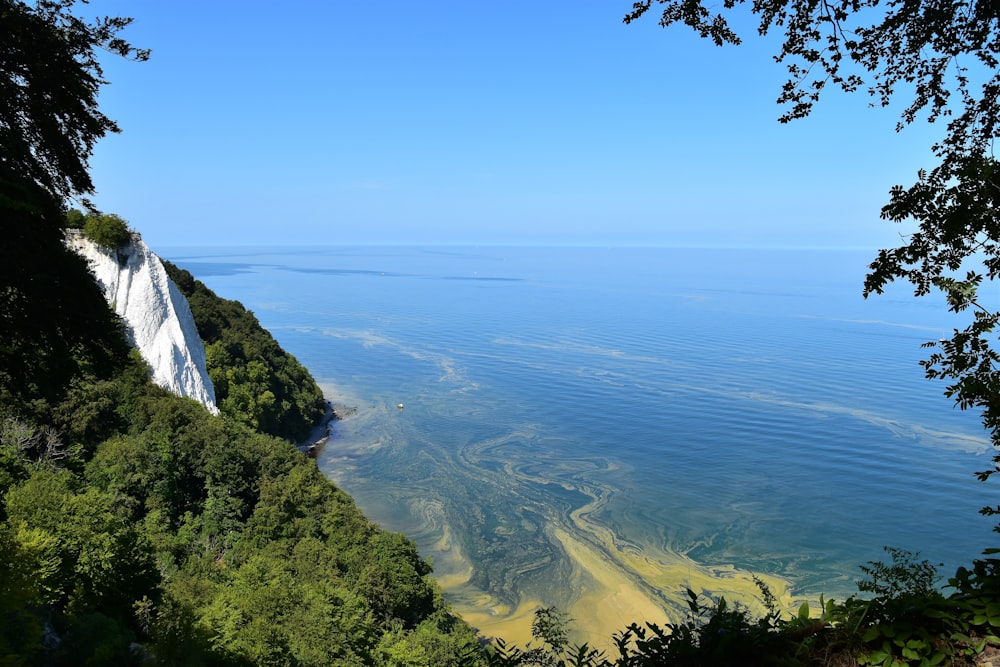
[299,399,356,458]
[309,388,805,651]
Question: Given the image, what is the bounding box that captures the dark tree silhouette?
[627,0,1000,525]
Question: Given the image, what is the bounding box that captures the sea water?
[163,245,998,648]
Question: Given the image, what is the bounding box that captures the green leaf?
[863,626,883,642]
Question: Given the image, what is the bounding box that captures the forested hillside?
[0,2,483,662]
[0,223,483,665]
[162,261,327,444]
[11,0,1000,663]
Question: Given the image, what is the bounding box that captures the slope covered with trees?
[0,2,482,664]
[0,328,483,665]
[9,0,1000,663]
[162,261,327,444]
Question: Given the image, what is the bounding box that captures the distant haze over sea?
[165,245,997,649]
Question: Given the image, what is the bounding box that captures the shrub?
[83,213,132,250]
[64,208,86,229]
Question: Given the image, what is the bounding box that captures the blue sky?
[85,1,941,249]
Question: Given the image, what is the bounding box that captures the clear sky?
[84,1,941,250]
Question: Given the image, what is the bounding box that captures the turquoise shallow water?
[164,245,999,642]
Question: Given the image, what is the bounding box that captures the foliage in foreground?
[7,0,1000,664]
[12,197,1000,667]
[0,323,482,667]
[2,187,481,666]
[483,548,1000,667]
[626,0,1000,535]
[1,380,482,665]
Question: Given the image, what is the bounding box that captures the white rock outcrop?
[67,232,219,414]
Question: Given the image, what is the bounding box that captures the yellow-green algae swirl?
[318,387,798,651]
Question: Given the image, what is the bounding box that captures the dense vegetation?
[0,224,484,664]
[3,368,485,665]
[484,550,1000,666]
[0,3,482,664]
[162,262,327,444]
[80,212,132,250]
[33,226,1000,666]
[0,167,488,664]
[7,0,1000,663]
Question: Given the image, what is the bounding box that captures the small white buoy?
[397,403,404,409]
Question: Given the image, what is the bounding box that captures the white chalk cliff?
[67,232,219,414]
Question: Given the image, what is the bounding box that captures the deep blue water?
[164,245,999,641]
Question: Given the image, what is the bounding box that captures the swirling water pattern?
[166,245,998,649]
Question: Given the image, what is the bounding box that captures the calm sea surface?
[164,245,998,645]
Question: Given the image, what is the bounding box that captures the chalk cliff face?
[67,232,219,414]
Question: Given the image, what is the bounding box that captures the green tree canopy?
[83,212,132,250]
[0,1,146,409]
[626,0,1000,524]
[0,0,149,201]
[0,3,484,664]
